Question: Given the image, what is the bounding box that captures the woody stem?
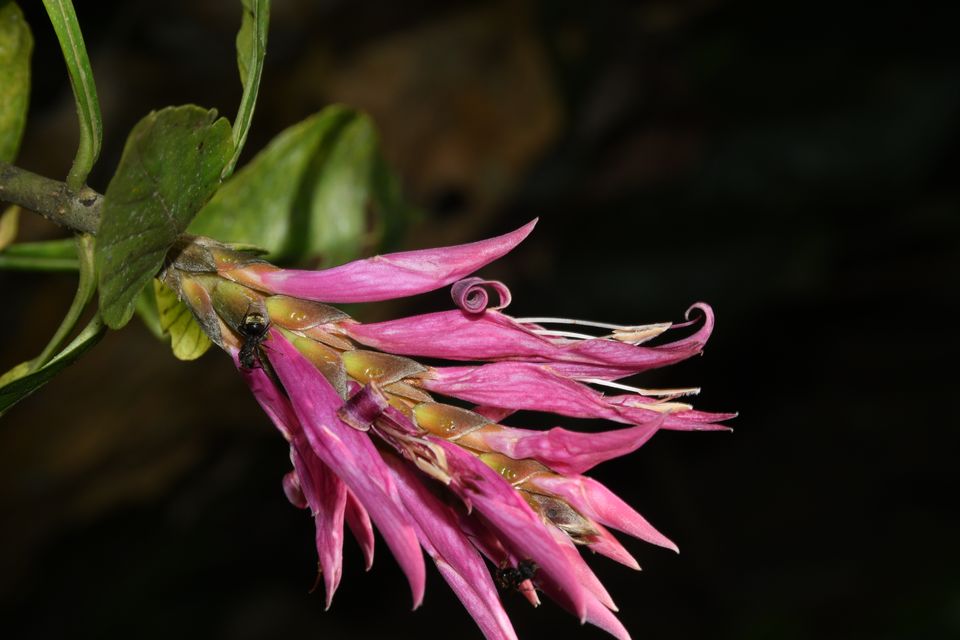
[0,162,102,235]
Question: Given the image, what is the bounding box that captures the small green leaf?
[41,0,101,189]
[0,314,105,416]
[0,1,32,163]
[189,106,413,265]
[96,105,233,330]
[225,0,269,179]
[153,279,212,360]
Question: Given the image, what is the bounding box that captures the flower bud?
[341,350,426,385]
[477,451,549,486]
[186,273,266,335]
[265,295,348,331]
[285,331,348,398]
[523,492,599,543]
[412,402,489,439]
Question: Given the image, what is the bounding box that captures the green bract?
[153,279,213,361]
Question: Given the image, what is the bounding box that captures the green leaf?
[189,106,352,259]
[225,0,269,179]
[0,1,32,163]
[152,279,212,360]
[0,314,105,416]
[96,105,233,330]
[0,236,80,270]
[3,238,77,260]
[41,0,101,189]
[1,236,77,258]
[189,106,413,265]
[0,254,78,270]
[304,111,381,266]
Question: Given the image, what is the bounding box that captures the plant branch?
[0,162,101,235]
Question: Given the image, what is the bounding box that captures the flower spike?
[165,223,733,640]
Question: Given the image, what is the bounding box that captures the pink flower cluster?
[176,220,732,640]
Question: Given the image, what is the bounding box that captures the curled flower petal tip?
[452,277,513,313]
[164,221,731,640]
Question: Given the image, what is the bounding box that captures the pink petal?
[530,474,678,552]
[422,362,623,421]
[292,445,347,610]
[535,571,632,640]
[235,350,298,443]
[237,366,351,605]
[578,593,633,640]
[434,562,517,640]
[266,331,426,608]
[238,350,359,607]
[608,396,737,431]
[449,507,544,608]
[282,468,308,509]
[587,523,641,571]
[472,406,516,423]
[225,220,537,303]
[422,362,731,432]
[546,525,618,612]
[337,381,390,431]
[452,509,512,567]
[386,455,518,640]
[345,490,375,571]
[345,304,713,377]
[474,420,662,475]
[431,437,588,622]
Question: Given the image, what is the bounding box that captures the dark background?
[2,1,958,638]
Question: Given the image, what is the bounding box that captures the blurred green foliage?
[189,106,409,266]
[0,1,32,163]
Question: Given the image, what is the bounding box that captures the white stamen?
[628,401,695,414]
[582,378,701,398]
[516,316,671,332]
[612,323,673,344]
[531,329,600,340]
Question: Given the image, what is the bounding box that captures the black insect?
[238,311,269,369]
[494,559,539,592]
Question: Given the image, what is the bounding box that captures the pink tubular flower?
[161,220,733,640]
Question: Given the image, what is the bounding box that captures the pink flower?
[165,220,732,640]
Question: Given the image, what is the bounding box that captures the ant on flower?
[238,310,270,370]
[494,559,539,593]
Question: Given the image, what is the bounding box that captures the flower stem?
[0,162,101,235]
